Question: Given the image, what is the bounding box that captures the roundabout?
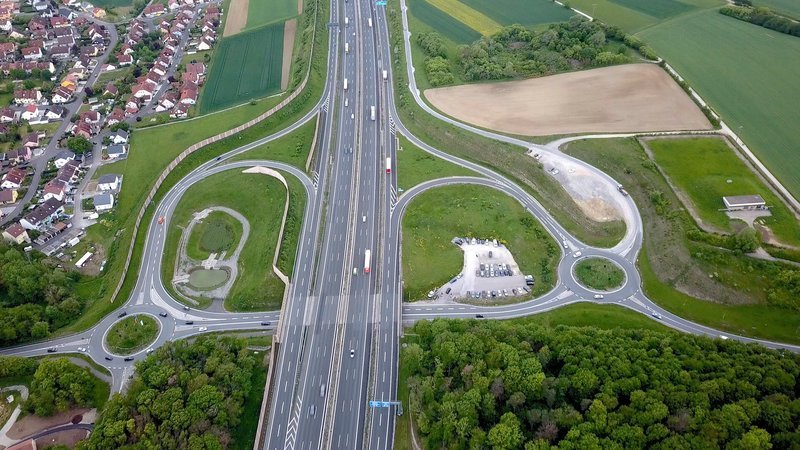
[103,314,161,356]
[572,256,627,293]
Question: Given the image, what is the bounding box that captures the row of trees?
[403,319,800,449]
[79,336,258,450]
[721,5,800,37]
[416,32,456,87]
[0,244,85,346]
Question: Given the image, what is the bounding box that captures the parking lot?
[430,237,534,302]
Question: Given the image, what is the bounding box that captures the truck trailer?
[385,157,391,173]
[370,105,376,121]
[364,249,371,274]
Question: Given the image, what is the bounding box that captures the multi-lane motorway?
[2,0,800,448]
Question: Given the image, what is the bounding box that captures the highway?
[3,0,800,448]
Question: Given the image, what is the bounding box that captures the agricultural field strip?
[424,0,502,36]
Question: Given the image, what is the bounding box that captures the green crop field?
[639,10,800,201]
[425,0,503,35]
[90,0,132,8]
[460,0,574,29]
[199,23,285,113]
[759,0,800,18]
[408,0,481,44]
[402,184,559,301]
[246,0,298,30]
[564,0,721,32]
[648,137,800,247]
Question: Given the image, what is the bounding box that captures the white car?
[350,349,355,358]
[77,347,87,352]
[593,294,604,299]
[651,312,663,320]
[362,215,366,223]
[198,326,207,331]
[573,251,582,258]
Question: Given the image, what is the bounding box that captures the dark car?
[117,311,127,318]
[124,357,134,362]
[47,347,56,353]
[104,356,113,361]
[475,314,484,319]
[185,321,194,325]
[261,321,270,326]
[159,312,168,317]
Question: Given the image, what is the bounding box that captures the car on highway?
[183,306,190,311]
[198,327,207,331]
[593,294,604,299]
[118,311,127,318]
[78,347,87,352]
[261,321,270,326]
[185,321,194,325]
[475,314,484,319]
[124,357,134,362]
[651,312,663,319]
[47,347,56,353]
[563,240,568,248]
[320,384,326,397]
[362,215,366,223]
[310,405,316,416]
[159,312,168,317]
[573,251,582,258]
[350,349,355,358]
[105,356,113,361]
[146,348,154,354]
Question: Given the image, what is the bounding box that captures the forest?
[403,319,800,449]
[0,243,84,346]
[78,336,258,450]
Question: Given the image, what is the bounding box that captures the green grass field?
[563,137,800,344]
[425,0,502,35]
[758,0,800,18]
[648,137,800,247]
[105,315,159,356]
[408,0,482,44]
[396,134,476,189]
[162,170,296,311]
[186,210,243,260]
[88,0,131,8]
[200,23,285,113]
[574,257,625,291]
[638,10,800,201]
[246,0,298,29]
[460,0,574,29]
[402,184,559,300]
[565,0,722,32]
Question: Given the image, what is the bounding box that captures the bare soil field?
[7,408,89,440]
[281,18,297,90]
[35,428,89,449]
[424,64,712,136]
[223,0,249,37]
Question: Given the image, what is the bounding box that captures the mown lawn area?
[199,23,285,113]
[186,210,243,261]
[758,0,800,18]
[396,134,476,189]
[574,257,625,291]
[638,9,800,201]
[402,184,559,300]
[647,136,800,247]
[161,169,303,311]
[105,315,159,356]
[460,0,573,29]
[229,115,316,168]
[563,137,800,344]
[246,0,297,29]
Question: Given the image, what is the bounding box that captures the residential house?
[180,82,198,104]
[21,46,42,60]
[106,144,127,159]
[51,86,72,104]
[45,105,65,120]
[117,53,133,66]
[6,148,31,165]
[14,89,41,105]
[156,92,177,112]
[42,179,67,201]
[53,149,75,168]
[106,108,124,126]
[1,167,26,189]
[20,198,64,231]
[184,62,206,85]
[3,223,30,244]
[0,188,17,204]
[0,107,17,123]
[110,130,129,144]
[21,132,43,149]
[80,110,101,125]
[49,45,71,59]
[93,192,114,211]
[97,173,121,191]
[74,121,93,139]
[103,83,118,97]
[132,83,155,100]
[0,42,15,61]
[171,102,190,118]
[143,3,165,17]
[50,16,69,28]
[20,104,42,122]
[56,160,80,184]
[197,36,213,51]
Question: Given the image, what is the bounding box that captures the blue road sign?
[369,401,380,407]
[376,1,387,5]
[381,401,391,407]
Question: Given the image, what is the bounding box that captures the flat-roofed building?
[723,195,766,211]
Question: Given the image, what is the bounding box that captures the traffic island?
[105,315,160,356]
[574,257,626,291]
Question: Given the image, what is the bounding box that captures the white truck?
[343,78,348,90]
[345,42,349,53]
[345,17,349,26]
[370,105,376,121]
[364,249,371,274]
[368,17,372,27]
[382,70,388,80]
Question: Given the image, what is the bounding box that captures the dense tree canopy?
[79,336,258,450]
[0,244,84,346]
[404,319,800,449]
[27,358,100,416]
[459,19,632,82]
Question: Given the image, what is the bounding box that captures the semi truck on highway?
[344,78,348,90]
[385,157,391,173]
[364,249,371,274]
[368,18,372,27]
[345,17,349,26]
[370,105,376,121]
[345,42,349,53]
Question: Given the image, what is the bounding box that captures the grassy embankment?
[395,134,476,189]
[385,6,625,248]
[105,315,159,355]
[185,210,244,261]
[394,304,672,449]
[161,169,306,311]
[647,137,800,249]
[564,137,800,344]
[574,257,625,291]
[62,0,328,335]
[402,184,559,300]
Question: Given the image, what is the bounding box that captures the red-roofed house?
[3,223,30,244]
